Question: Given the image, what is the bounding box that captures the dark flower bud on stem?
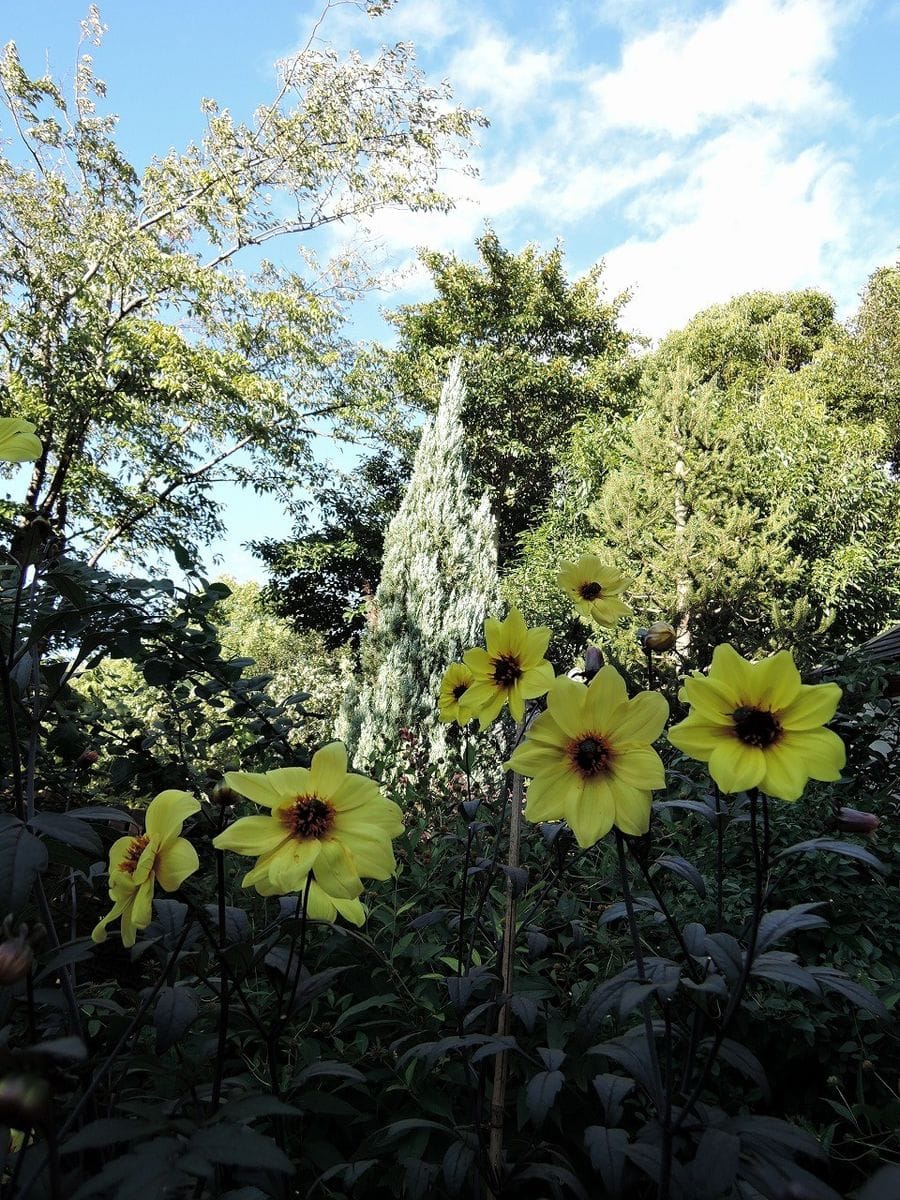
[640,621,677,652]
[582,645,604,681]
[828,807,880,835]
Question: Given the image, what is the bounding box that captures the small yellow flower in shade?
[667,644,845,801]
[558,556,633,627]
[0,418,42,463]
[438,661,478,725]
[462,608,555,729]
[506,666,669,847]
[212,741,404,904]
[92,791,200,948]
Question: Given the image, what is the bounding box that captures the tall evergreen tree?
[339,360,499,772]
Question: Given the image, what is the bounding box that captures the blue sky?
[5,0,900,576]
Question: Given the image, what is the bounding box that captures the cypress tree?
[340,359,499,772]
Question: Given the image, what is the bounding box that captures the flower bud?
[832,807,880,835]
[0,932,33,985]
[642,622,677,652]
[0,1075,51,1129]
[210,782,241,807]
[77,748,100,768]
[582,645,604,680]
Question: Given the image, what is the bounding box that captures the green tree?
[379,229,636,563]
[339,360,499,772]
[0,6,481,565]
[511,290,900,669]
[254,448,409,648]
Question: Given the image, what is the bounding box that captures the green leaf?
[756,903,829,951]
[154,986,199,1053]
[30,811,102,855]
[62,1117,164,1154]
[584,1127,628,1198]
[777,838,886,873]
[689,1128,740,1200]
[0,819,48,915]
[189,1125,294,1174]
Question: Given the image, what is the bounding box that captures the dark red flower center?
[569,735,612,777]
[120,835,149,875]
[579,581,603,600]
[492,653,523,688]
[452,683,469,702]
[731,706,782,748]
[281,795,334,840]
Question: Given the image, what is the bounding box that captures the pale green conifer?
[340,359,499,773]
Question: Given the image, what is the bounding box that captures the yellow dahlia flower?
[557,556,633,627]
[213,741,403,902]
[506,666,669,847]
[462,608,555,729]
[0,418,42,464]
[667,644,845,801]
[438,661,477,725]
[92,791,200,948]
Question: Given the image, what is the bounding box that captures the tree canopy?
[0,7,482,565]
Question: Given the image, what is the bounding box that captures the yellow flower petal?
[709,644,753,699]
[265,767,313,800]
[91,895,129,944]
[155,837,200,892]
[708,740,767,794]
[308,742,348,798]
[758,744,808,802]
[145,790,200,845]
[611,746,666,790]
[784,727,846,780]
[546,675,588,739]
[332,823,397,879]
[609,780,652,837]
[568,779,615,847]
[523,764,580,822]
[612,691,669,745]
[750,651,801,711]
[315,839,364,899]
[779,683,841,731]
[667,717,720,761]
[520,659,555,699]
[214,815,289,856]
[584,665,629,728]
[224,770,282,809]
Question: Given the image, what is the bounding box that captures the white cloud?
[447,29,562,117]
[599,123,861,338]
[534,152,676,221]
[590,0,840,136]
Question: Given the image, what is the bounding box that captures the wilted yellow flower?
[92,791,200,948]
[438,661,477,725]
[0,418,42,463]
[462,608,555,729]
[667,644,845,801]
[506,666,669,847]
[213,742,403,904]
[558,556,632,627]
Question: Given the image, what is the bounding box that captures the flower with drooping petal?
[438,661,477,725]
[558,556,633,627]
[667,644,845,801]
[462,608,555,729]
[213,741,404,905]
[92,791,200,948]
[0,418,42,463]
[506,665,669,847]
